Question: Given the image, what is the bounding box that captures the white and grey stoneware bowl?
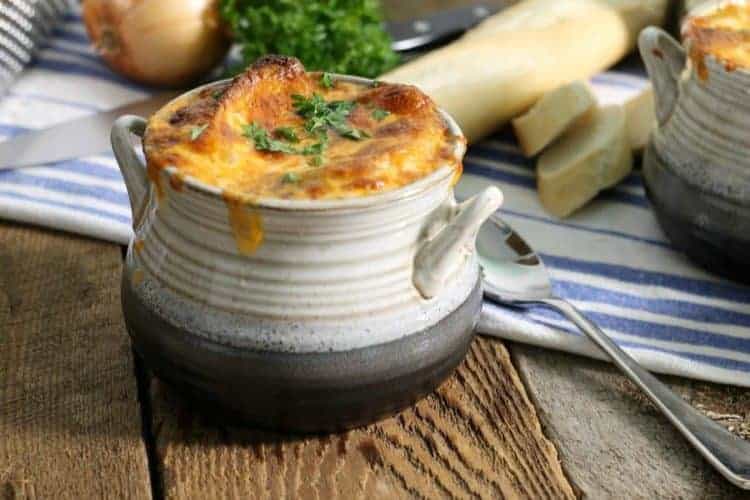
[639,1,750,282]
[111,76,503,432]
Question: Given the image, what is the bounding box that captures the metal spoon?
[477,212,750,489]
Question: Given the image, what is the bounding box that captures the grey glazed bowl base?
[122,279,482,433]
[643,142,750,283]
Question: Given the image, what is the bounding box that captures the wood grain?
[512,343,750,499]
[149,336,575,499]
[0,223,151,499]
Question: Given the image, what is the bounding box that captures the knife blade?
[0,3,508,170]
[0,92,176,170]
[387,3,502,52]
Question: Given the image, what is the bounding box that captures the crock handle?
[111,115,149,229]
[638,26,686,126]
[413,186,503,299]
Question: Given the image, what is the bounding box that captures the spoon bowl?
[477,213,552,303]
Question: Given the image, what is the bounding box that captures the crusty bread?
[537,105,633,217]
[512,81,597,157]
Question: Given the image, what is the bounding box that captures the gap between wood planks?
[119,244,164,499]
[133,350,165,500]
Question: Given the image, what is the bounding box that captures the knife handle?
[111,115,149,230]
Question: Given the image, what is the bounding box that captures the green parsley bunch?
[220,0,400,78]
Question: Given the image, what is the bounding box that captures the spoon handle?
[544,297,750,489]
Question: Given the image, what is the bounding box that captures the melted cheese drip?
[684,3,750,73]
[146,162,164,200]
[224,194,264,255]
[131,269,145,287]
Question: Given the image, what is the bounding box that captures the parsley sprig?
[219,0,399,78]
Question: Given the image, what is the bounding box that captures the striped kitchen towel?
[0,10,748,387]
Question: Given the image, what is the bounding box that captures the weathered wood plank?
[149,336,574,499]
[0,223,151,499]
[511,343,750,499]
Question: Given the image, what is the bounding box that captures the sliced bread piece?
[537,105,633,217]
[512,81,597,157]
[624,85,656,152]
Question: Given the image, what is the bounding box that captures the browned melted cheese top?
[684,3,750,75]
[143,56,462,201]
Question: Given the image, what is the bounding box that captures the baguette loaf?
[383,0,669,142]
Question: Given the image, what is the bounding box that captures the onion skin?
[82,0,229,87]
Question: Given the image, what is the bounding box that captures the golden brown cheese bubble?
[684,3,750,77]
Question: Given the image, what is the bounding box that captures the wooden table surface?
[3,223,749,500]
[2,1,750,499]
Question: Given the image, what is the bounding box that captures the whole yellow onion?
[82,0,229,87]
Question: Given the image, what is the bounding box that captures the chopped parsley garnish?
[274,127,299,143]
[307,156,323,167]
[372,108,390,121]
[242,122,298,154]
[243,94,370,165]
[340,128,370,140]
[320,73,334,89]
[281,171,300,183]
[211,89,226,101]
[292,93,367,141]
[243,122,327,159]
[300,140,327,156]
[190,124,208,141]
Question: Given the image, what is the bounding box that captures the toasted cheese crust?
[684,3,750,75]
[143,55,461,201]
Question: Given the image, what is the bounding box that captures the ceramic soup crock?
[639,2,750,282]
[111,76,503,432]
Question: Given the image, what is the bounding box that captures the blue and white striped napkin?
[1,11,748,387]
